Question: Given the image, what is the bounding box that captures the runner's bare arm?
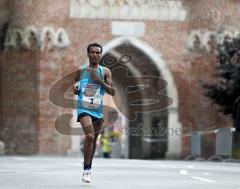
[103,68,115,96]
[73,68,81,95]
[89,67,115,96]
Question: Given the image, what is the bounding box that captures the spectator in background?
[234,96,240,133]
[101,135,111,158]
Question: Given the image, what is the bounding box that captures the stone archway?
[102,37,182,159]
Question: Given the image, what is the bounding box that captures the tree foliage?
[203,37,240,118]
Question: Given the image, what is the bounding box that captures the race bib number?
[81,83,102,109]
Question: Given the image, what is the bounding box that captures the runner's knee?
[85,133,94,143]
[93,133,100,140]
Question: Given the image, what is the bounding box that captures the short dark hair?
[87,43,102,53]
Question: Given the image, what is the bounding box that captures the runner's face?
[88,46,102,65]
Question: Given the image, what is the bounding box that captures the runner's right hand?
[73,82,79,95]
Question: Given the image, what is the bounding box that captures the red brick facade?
[0,0,238,158]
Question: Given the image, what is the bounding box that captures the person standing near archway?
[234,96,240,133]
[73,43,115,183]
[233,96,240,158]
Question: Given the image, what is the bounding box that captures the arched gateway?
[102,37,182,159]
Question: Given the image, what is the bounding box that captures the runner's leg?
[90,119,103,165]
[79,116,94,166]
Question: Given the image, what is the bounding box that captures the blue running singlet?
[77,64,105,120]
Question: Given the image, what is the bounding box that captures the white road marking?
[190,176,216,183]
[203,172,211,176]
[179,169,188,175]
[187,165,194,169]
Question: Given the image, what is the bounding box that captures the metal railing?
[185,127,240,162]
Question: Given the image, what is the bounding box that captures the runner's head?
[87,43,102,65]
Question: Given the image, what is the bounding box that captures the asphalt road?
[0,156,240,189]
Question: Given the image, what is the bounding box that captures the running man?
[73,43,115,183]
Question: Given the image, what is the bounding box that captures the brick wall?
[0,0,238,157]
[0,51,39,154]
[181,0,237,157]
[0,0,9,145]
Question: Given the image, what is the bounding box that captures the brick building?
[0,0,238,159]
